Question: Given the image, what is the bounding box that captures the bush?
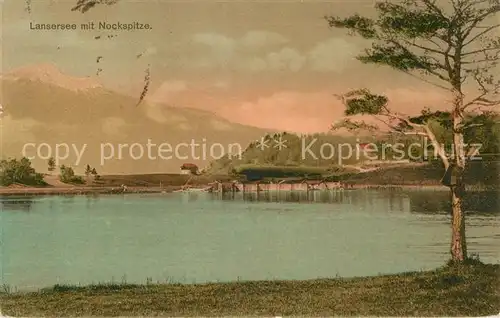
[59,165,85,184]
[0,157,47,186]
[233,165,327,181]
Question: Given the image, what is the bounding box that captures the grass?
[233,164,330,173]
[341,161,500,186]
[1,260,499,317]
[232,164,340,181]
[94,173,234,187]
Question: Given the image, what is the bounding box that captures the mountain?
[0,64,276,174]
[1,63,103,92]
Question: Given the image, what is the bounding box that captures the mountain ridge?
[0,64,278,174]
[1,63,103,92]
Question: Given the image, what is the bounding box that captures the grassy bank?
[0,186,183,196]
[96,173,234,187]
[1,261,498,317]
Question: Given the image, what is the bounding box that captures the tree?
[59,165,85,184]
[47,157,56,174]
[0,157,46,186]
[85,164,92,177]
[71,0,118,13]
[327,0,500,262]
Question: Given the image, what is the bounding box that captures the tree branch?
[462,47,500,56]
[461,3,500,41]
[422,124,450,169]
[463,24,500,47]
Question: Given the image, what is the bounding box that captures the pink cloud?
[382,88,449,114]
[148,85,453,134]
[219,91,345,133]
[216,88,450,133]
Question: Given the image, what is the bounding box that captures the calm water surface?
[1,190,499,290]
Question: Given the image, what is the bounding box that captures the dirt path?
[42,175,76,187]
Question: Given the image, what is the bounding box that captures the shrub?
[233,165,327,181]
[0,157,47,186]
[59,165,85,184]
[47,157,56,173]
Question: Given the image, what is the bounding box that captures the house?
[180,163,199,175]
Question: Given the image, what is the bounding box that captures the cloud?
[213,80,230,89]
[382,88,449,114]
[188,32,357,73]
[143,102,191,124]
[193,33,234,48]
[308,37,358,72]
[240,31,289,48]
[214,88,449,134]
[220,91,345,133]
[0,115,39,144]
[177,122,192,130]
[193,31,288,53]
[267,48,306,72]
[190,31,296,70]
[147,80,187,104]
[244,57,268,72]
[192,33,235,66]
[244,47,306,72]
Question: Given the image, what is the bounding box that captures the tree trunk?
[450,88,467,262]
[450,184,467,261]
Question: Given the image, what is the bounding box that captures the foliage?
[327,0,500,165]
[396,111,500,161]
[205,132,379,175]
[84,164,93,177]
[83,165,99,183]
[340,89,388,115]
[71,0,118,13]
[233,164,329,180]
[47,157,56,172]
[59,165,85,184]
[327,1,500,95]
[0,157,46,186]
[327,0,500,262]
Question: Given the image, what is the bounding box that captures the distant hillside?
[341,161,500,187]
[204,132,383,175]
[203,130,500,186]
[0,64,277,174]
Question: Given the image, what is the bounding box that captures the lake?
[1,190,499,291]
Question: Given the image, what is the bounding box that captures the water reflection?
[408,191,499,215]
[1,190,498,216]
[1,197,35,212]
[85,194,100,209]
[205,190,411,213]
[205,189,499,215]
[213,190,355,204]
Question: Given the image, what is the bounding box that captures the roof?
[180,163,198,169]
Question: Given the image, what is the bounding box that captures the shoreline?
[0,183,496,196]
[1,262,498,316]
[0,185,182,196]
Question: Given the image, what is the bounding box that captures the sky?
[0,0,473,133]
